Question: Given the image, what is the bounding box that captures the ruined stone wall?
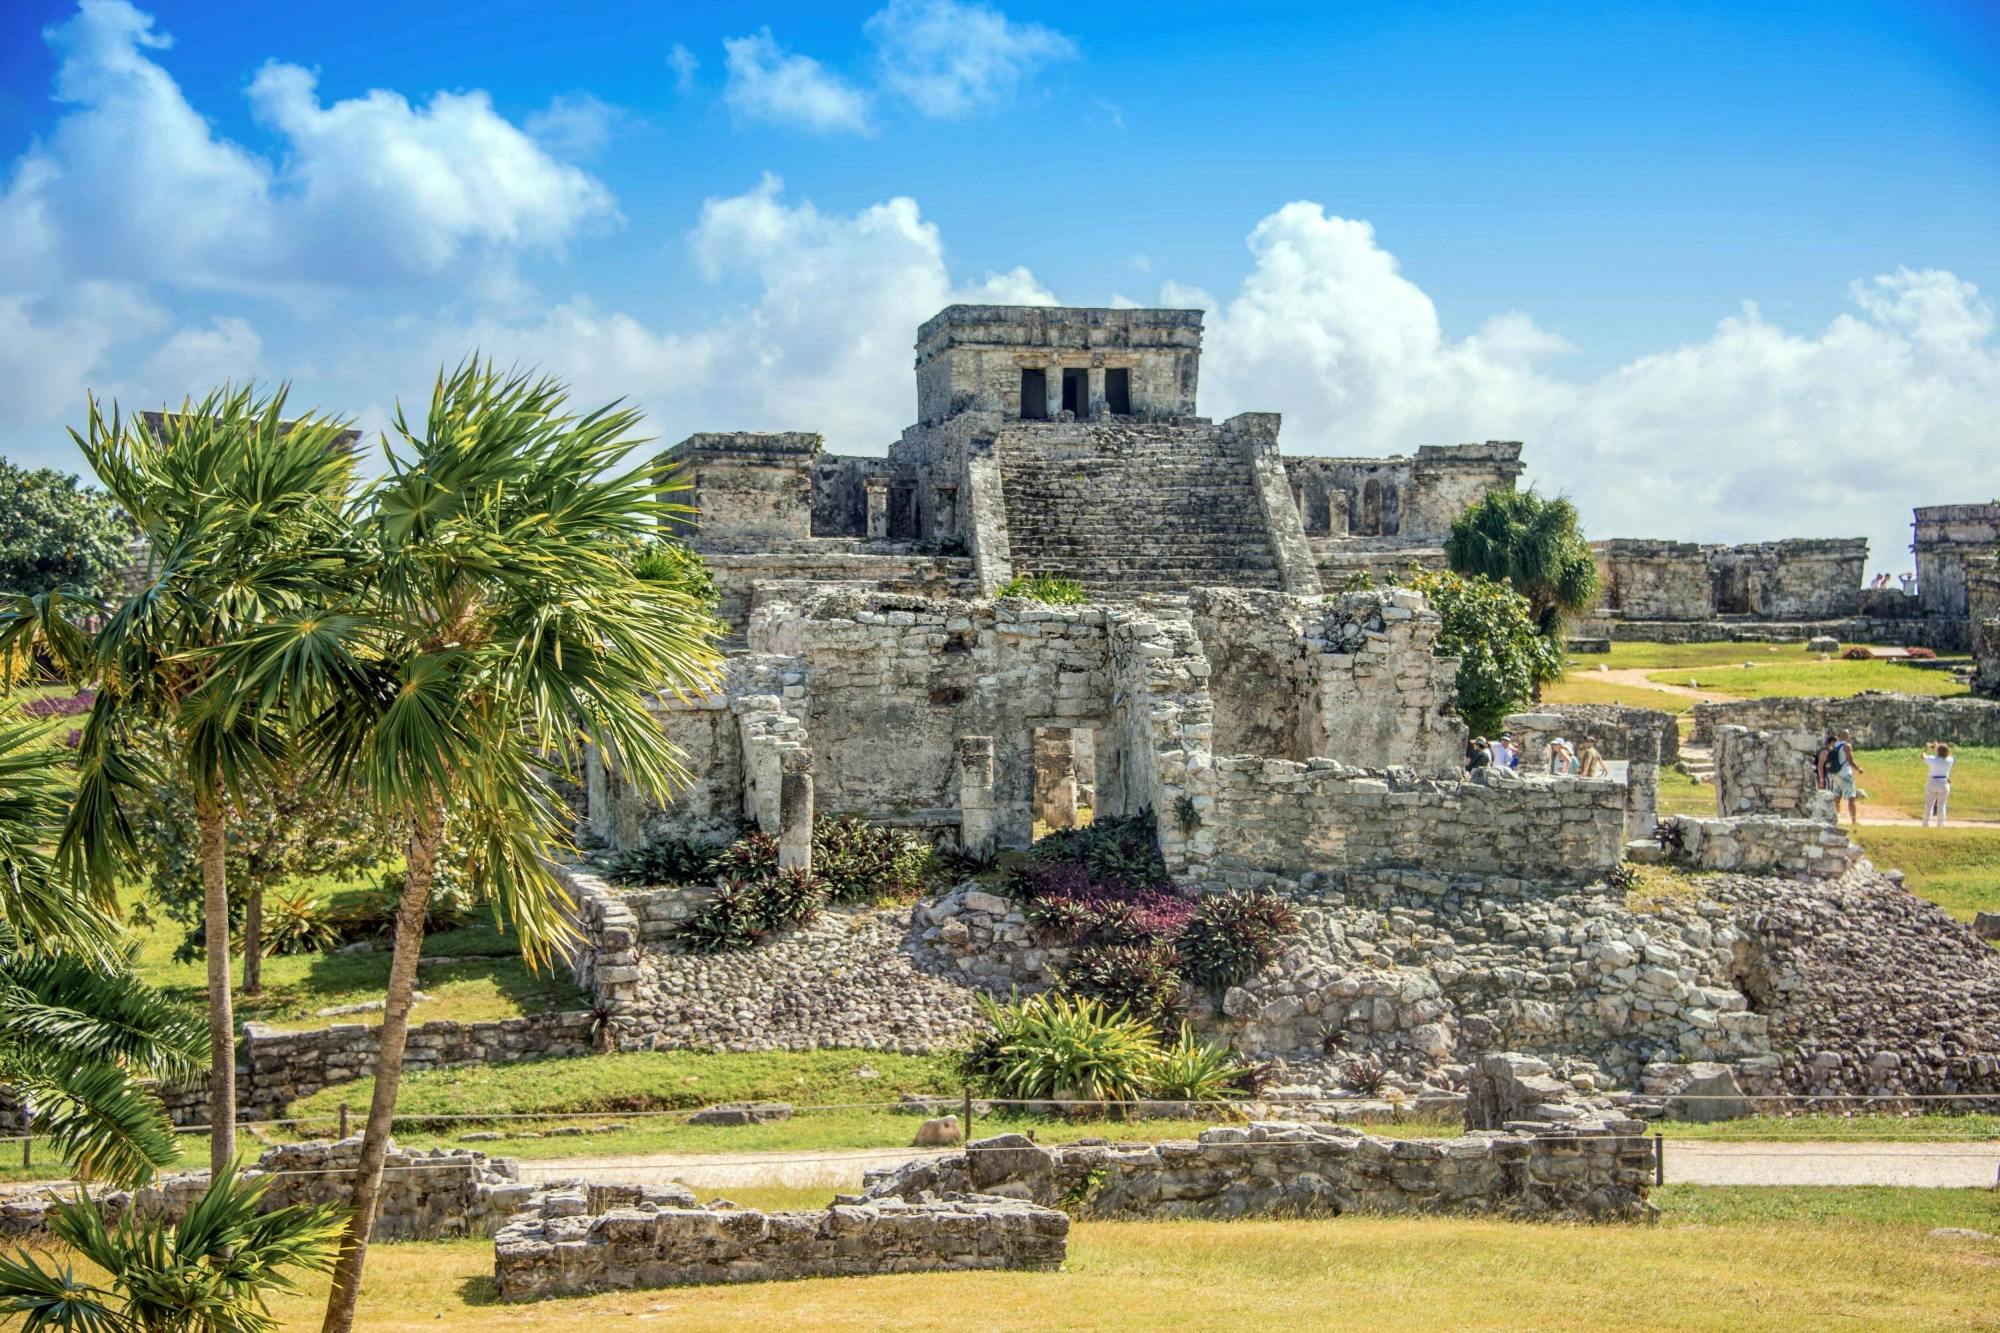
[1978,618,2000,698]
[662,433,818,544]
[1689,692,2000,747]
[1,1141,536,1245]
[913,305,1202,426]
[494,1186,1067,1300]
[587,695,745,848]
[704,549,974,634]
[1711,726,1832,819]
[1586,615,1972,650]
[1662,815,1861,880]
[865,1115,1655,1223]
[1591,539,1865,620]
[1281,442,1521,542]
[1913,503,2000,618]
[1504,704,1677,837]
[1196,763,1628,890]
[809,455,894,537]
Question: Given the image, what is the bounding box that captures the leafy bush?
[1842,646,1874,660]
[1906,646,1937,660]
[259,889,342,957]
[0,458,131,602]
[1177,890,1300,993]
[1148,1025,1255,1103]
[607,832,723,887]
[995,572,1087,605]
[959,992,1159,1104]
[1405,567,1561,735]
[1059,940,1185,1026]
[1021,811,1168,890]
[713,830,779,881]
[630,536,720,611]
[812,815,941,903]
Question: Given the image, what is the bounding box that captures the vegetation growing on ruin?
[959,992,1256,1106]
[1403,567,1560,733]
[996,572,1088,604]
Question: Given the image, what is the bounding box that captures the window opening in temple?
[1104,368,1131,415]
[1020,368,1048,420]
[1031,725,1097,841]
[1061,368,1088,418]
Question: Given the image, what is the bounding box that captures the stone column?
[864,476,890,540]
[777,748,814,873]
[933,485,958,542]
[1625,761,1659,840]
[1033,730,1078,831]
[958,735,997,856]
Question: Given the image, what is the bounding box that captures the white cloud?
[866,0,1076,117]
[668,43,699,94]
[0,0,615,296]
[1188,202,2000,572]
[138,316,263,399]
[525,92,626,160]
[722,29,874,135]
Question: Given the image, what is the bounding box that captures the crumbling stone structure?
[1689,692,2000,748]
[1504,704,1678,836]
[493,1186,1067,1300]
[1710,726,1832,820]
[1912,503,2000,619]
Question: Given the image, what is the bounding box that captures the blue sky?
[1,0,1997,567]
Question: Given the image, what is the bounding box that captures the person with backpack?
[1819,730,1864,827]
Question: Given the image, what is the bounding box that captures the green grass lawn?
[1642,658,1970,700]
[1657,1113,2000,1142]
[1853,825,2000,922]
[1852,745,2000,822]
[1542,674,1697,713]
[1655,765,1716,816]
[233,1187,2000,1331]
[122,883,584,1029]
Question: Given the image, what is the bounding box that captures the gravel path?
[524,1139,2000,1193]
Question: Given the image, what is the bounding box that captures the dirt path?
[1585,667,1736,704]
[520,1140,2000,1193]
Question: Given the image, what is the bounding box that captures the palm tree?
[1444,489,1602,638]
[298,362,722,1333]
[0,710,204,1187]
[2,389,360,1179]
[0,1166,344,1332]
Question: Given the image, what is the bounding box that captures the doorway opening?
[1061,368,1089,418]
[1031,724,1098,841]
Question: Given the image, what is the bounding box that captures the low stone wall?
[866,1120,1655,1224]
[162,1011,598,1125]
[1588,616,1970,651]
[1689,692,2000,747]
[1712,726,1832,819]
[1197,761,1628,888]
[1662,816,1861,880]
[910,884,1058,991]
[0,1139,535,1244]
[493,1184,1067,1300]
[1505,704,1677,836]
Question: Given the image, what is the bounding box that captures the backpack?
[1826,741,1849,773]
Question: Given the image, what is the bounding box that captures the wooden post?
[339,1102,350,1140]
[961,1088,974,1145]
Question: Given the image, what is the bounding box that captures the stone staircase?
[994,421,1285,596]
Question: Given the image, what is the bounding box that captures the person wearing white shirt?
[1922,742,1954,828]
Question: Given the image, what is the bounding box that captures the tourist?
[1900,572,1917,595]
[1466,737,1491,772]
[1549,737,1576,775]
[1923,741,1954,828]
[1493,732,1520,769]
[1822,730,1864,827]
[1576,736,1608,778]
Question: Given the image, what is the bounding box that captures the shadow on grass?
[456,1275,504,1307]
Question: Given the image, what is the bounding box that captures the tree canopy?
[1405,567,1561,735]
[1444,489,1601,636]
[0,458,130,603]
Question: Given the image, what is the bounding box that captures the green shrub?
[714,830,780,881]
[959,993,1159,1104]
[259,888,341,956]
[1059,940,1185,1026]
[607,832,723,887]
[1021,811,1168,890]
[631,536,720,611]
[1177,890,1300,993]
[1842,646,1873,660]
[995,572,1088,605]
[1147,1025,1254,1103]
[811,815,942,903]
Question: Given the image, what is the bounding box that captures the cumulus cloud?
[441,177,1052,449]
[865,0,1076,117]
[0,0,615,296]
[668,43,699,94]
[722,29,874,135]
[524,92,627,161]
[1189,202,2000,571]
[138,316,264,399]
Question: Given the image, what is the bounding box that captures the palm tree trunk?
[196,797,236,1179]
[241,883,264,997]
[319,801,444,1333]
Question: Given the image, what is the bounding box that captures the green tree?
[1406,568,1561,735]
[267,363,722,1333]
[0,1167,343,1332]
[132,733,386,996]
[1444,490,1601,637]
[2,388,361,1180]
[0,458,130,603]
[0,710,204,1187]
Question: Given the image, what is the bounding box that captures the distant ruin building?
[663,305,1522,625]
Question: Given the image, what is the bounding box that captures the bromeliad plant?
[960,994,1258,1107]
